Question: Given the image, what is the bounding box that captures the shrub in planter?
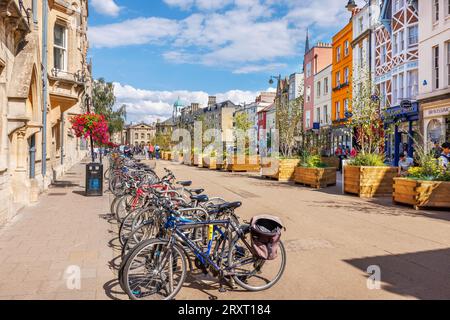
[344,154,397,198]
[295,154,336,188]
[393,151,450,210]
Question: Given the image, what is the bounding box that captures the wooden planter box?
[162,151,172,161]
[294,167,337,189]
[344,166,398,198]
[225,155,260,172]
[261,158,299,182]
[393,178,450,210]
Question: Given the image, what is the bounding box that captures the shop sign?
[385,102,418,119]
[424,106,450,118]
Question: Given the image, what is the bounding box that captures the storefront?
[384,101,419,166]
[331,126,353,154]
[422,104,450,150]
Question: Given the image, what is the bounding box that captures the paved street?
[0,159,450,300]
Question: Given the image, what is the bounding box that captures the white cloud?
[233,63,287,74]
[114,82,271,124]
[91,0,121,17]
[90,0,357,73]
[90,18,179,48]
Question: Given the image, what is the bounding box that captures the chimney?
[208,96,217,108]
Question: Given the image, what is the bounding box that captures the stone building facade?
[124,123,156,146]
[0,0,90,225]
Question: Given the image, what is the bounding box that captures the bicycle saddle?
[188,188,204,195]
[214,201,242,213]
[177,180,192,187]
[190,194,209,203]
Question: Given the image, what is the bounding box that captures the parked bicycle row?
[105,153,287,300]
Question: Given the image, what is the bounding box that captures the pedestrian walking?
[149,144,154,160]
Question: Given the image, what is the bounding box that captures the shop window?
[427,119,443,143]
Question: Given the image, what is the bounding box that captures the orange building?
[331,21,353,151]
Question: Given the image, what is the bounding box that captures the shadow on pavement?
[344,248,450,299]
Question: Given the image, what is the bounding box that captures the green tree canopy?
[92,78,127,135]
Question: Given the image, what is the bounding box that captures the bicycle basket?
[250,215,284,260]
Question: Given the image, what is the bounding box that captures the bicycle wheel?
[121,221,158,258]
[119,207,155,246]
[104,167,110,180]
[228,226,286,292]
[122,239,187,300]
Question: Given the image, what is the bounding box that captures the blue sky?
[88,0,364,123]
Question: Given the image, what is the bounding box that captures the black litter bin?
[85,163,103,196]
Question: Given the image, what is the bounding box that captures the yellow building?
[0,0,90,225]
[331,21,353,151]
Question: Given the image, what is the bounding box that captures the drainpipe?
[61,111,64,165]
[41,0,48,179]
[32,0,37,25]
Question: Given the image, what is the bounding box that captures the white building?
[418,0,450,149]
[289,73,304,101]
[313,65,332,128]
[352,0,381,89]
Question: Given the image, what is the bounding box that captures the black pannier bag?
[250,215,284,260]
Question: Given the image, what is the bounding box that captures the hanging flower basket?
[69,113,110,145]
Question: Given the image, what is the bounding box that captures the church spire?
[305,28,310,54]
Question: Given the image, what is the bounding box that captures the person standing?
[144,144,149,159]
[432,141,443,159]
[439,142,450,170]
[155,144,160,160]
[350,147,358,158]
[335,144,344,172]
[149,144,154,160]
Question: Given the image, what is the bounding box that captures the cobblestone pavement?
[1,159,450,300]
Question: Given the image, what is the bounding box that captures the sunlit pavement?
[151,160,450,300]
[0,159,449,300]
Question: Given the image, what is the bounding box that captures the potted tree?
[295,152,336,188]
[393,145,450,210]
[344,66,397,198]
[262,79,303,181]
[227,112,260,172]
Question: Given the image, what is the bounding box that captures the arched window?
[427,119,443,143]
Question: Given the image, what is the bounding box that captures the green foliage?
[276,79,304,158]
[349,153,386,167]
[351,64,385,155]
[300,153,327,168]
[92,78,127,134]
[406,141,450,181]
[155,132,171,150]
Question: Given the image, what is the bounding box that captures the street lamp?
[268,75,281,86]
[345,0,357,11]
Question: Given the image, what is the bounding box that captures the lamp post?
[84,95,95,163]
